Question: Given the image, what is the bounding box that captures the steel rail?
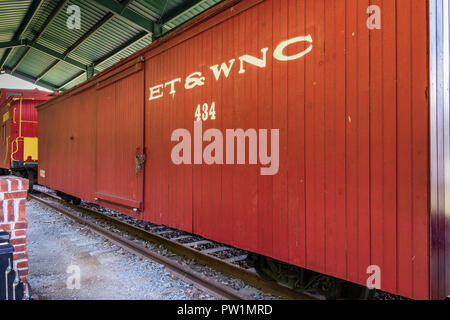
[29,191,314,300]
[28,193,246,300]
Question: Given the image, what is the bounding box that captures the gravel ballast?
[26,199,214,300]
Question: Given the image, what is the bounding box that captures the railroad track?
[28,189,315,300]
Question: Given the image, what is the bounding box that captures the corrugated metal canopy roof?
[0,0,223,91]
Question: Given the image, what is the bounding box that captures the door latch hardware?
[135,149,146,176]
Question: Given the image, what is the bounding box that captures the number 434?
[195,102,216,121]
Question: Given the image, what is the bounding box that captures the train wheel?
[336,281,374,300]
[61,193,72,203]
[26,168,36,191]
[246,253,273,281]
[247,253,374,300]
[247,254,304,290]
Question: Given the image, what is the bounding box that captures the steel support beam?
[0,40,28,50]
[11,0,68,73]
[0,41,98,73]
[57,71,85,91]
[3,67,58,92]
[86,65,95,79]
[58,31,148,91]
[1,0,221,92]
[31,43,89,71]
[0,0,44,69]
[41,0,220,91]
[93,31,148,67]
[35,14,113,82]
[36,0,135,82]
[162,0,209,26]
[91,0,158,34]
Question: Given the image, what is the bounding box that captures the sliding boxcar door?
[95,68,145,212]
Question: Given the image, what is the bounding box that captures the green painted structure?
[0,0,223,91]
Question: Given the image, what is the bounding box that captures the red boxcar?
[0,89,51,177]
[37,0,449,299]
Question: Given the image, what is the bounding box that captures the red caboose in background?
[0,89,52,185]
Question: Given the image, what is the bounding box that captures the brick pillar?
[0,176,29,285]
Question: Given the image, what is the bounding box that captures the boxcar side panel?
[38,89,96,201]
[38,100,69,191]
[287,0,306,268]
[369,0,398,296]
[72,89,97,201]
[333,0,347,281]
[36,0,433,299]
[142,0,430,299]
[95,69,145,211]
